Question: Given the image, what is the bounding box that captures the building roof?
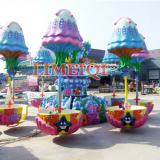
[149,49,160,57]
[88,48,105,56]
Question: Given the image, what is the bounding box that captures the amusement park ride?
[0,9,154,135]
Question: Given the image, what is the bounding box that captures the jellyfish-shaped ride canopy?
[33,46,54,64]
[41,9,83,66]
[0,22,29,125]
[131,34,150,72]
[107,17,144,70]
[32,46,54,97]
[107,17,144,103]
[35,9,84,136]
[0,21,29,71]
[102,50,120,63]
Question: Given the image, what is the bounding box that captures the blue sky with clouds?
[0,0,159,73]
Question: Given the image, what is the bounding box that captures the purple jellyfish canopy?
[131,34,150,72]
[42,9,83,66]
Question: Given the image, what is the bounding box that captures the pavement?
[0,91,160,160]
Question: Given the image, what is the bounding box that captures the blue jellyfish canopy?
[33,46,54,64]
[0,21,28,54]
[102,50,120,63]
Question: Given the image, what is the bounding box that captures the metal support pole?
[42,77,44,94]
[6,72,12,105]
[112,75,116,97]
[58,75,61,112]
[135,72,139,105]
[124,71,128,102]
[12,75,15,100]
[141,81,145,95]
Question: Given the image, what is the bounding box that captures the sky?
[0,0,160,73]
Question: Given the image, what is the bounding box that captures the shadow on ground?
[3,126,39,137]
[0,146,39,160]
[53,112,160,149]
[25,115,37,122]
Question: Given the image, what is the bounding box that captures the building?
[87,48,105,87]
[88,48,160,86]
[140,49,160,83]
[88,48,105,63]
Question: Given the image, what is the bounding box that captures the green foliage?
[99,111,108,123]
[63,95,66,99]
[49,110,59,114]
[55,51,69,66]
[81,100,88,108]
[71,50,80,63]
[4,57,18,71]
[83,41,89,58]
[82,108,89,114]
[118,56,132,70]
[131,62,141,72]
[93,96,100,106]
[84,88,87,95]
[101,101,106,111]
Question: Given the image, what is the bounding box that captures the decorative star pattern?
[12,96,16,101]
[96,105,103,112]
[87,103,96,113]
[40,92,45,97]
[54,116,72,133]
[120,112,136,127]
[6,101,13,108]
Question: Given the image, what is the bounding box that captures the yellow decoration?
[88,59,96,63]
[123,124,133,128]
[140,102,147,107]
[16,105,28,124]
[8,76,11,84]
[41,115,50,124]
[0,105,23,123]
[124,110,133,117]
[76,112,82,121]
[65,56,72,63]
[140,110,146,117]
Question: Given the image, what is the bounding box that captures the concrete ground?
[0,92,160,160]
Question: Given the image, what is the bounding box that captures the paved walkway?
[0,93,160,160]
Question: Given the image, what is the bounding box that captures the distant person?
[152,82,155,88]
